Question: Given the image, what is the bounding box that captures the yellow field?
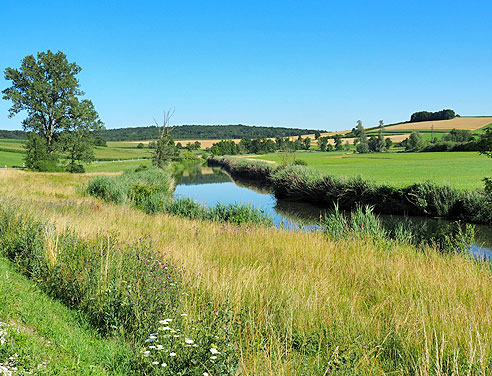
[383,116,492,131]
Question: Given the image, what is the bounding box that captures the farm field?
[382,116,492,132]
[250,151,491,189]
[0,169,491,374]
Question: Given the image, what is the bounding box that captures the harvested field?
[383,116,492,131]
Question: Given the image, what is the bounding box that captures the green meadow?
[0,139,152,168]
[250,151,491,190]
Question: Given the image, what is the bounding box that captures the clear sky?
[1,0,491,131]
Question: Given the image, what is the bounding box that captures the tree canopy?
[2,50,103,171]
[410,109,456,123]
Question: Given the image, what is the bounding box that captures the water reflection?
[173,165,492,259]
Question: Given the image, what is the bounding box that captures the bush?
[294,159,307,166]
[86,176,127,204]
[31,159,65,172]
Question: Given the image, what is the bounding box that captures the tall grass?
[208,156,492,225]
[322,204,476,253]
[2,170,492,374]
[0,201,237,375]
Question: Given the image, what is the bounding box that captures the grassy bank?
[209,156,492,225]
[0,169,491,374]
[249,151,490,190]
[0,255,134,375]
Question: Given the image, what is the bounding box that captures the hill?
[98,124,326,141]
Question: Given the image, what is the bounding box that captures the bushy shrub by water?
[86,166,273,227]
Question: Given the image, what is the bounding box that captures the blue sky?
[1,0,491,131]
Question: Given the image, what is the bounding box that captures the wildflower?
[185,338,194,344]
[203,373,209,376]
[210,348,220,354]
[161,327,172,331]
[152,361,159,365]
[210,356,217,360]
[170,352,176,357]
[181,313,188,317]
[161,363,167,367]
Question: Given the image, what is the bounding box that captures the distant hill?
[97,124,325,141]
[0,130,27,140]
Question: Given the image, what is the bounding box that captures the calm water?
[173,166,492,259]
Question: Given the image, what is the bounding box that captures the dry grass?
[384,117,492,131]
[2,169,492,374]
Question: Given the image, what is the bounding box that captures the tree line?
[96,124,325,141]
[409,109,456,123]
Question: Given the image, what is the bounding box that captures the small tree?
[477,128,492,194]
[318,136,328,152]
[405,131,426,151]
[333,134,343,150]
[152,109,178,168]
[385,138,393,149]
[354,120,369,153]
[302,137,311,150]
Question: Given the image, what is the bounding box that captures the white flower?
[170,352,176,357]
[181,313,188,317]
[203,373,209,376]
[156,345,164,350]
[191,359,197,365]
[152,361,159,365]
[185,338,194,344]
[210,356,217,360]
[161,363,167,367]
[210,348,220,354]
[142,351,150,357]
[161,327,172,331]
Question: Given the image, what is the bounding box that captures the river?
[173,165,492,260]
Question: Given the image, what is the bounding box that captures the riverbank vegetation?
[0,169,491,374]
[85,165,272,226]
[209,156,492,224]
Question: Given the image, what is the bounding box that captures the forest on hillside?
[99,124,325,141]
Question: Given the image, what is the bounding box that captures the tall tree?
[2,50,102,170]
[354,120,369,153]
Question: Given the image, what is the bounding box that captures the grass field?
[0,150,24,167]
[0,139,152,167]
[250,151,492,189]
[0,169,491,374]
